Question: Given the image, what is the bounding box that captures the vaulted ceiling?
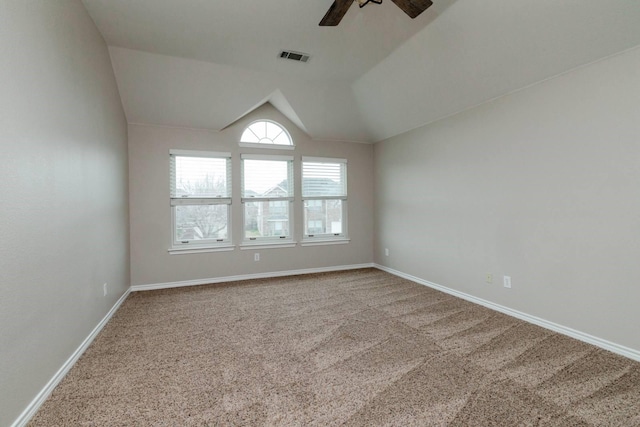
[82,0,640,143]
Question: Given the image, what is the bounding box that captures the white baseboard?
[374,264,640,363]
[11,288,131,427]
[130,263,376,292]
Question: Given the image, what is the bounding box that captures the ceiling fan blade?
[319,0,354,26]
[390,0,433,19]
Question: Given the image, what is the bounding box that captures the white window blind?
[170,150,231,200]
[302,157,347,199]
[241,155,294,200]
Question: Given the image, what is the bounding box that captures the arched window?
[239,120,293,149]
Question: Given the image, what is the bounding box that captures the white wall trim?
[239,242,297,250]
[11,288,131,427]
[300,239,350,247]
[131,263,375,292]
[168,245,235,255]
[374,264,640,363]
[239,142,295,150]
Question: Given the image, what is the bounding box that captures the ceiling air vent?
[279,50,311,63]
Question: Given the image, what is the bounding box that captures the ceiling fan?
[320,0,433,26]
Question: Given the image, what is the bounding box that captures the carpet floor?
[30,268,640,426]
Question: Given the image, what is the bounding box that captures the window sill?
[240,241,297,250]
[168,245,235,255]
[239,142,295,150]
[300,238,350,247]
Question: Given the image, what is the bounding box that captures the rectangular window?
[170,150,232,251]
[241,154,294,244]
[302,157,347,241]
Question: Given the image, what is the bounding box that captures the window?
[302,157,347,242]
[307,220,323,234]
[241,154,294,245]
[169,150,232,252]
[239,120,294,150]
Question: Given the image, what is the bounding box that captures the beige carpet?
[30,269,640,426]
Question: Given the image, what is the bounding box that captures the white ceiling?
[82,0,640,143]
[83,0,446,81]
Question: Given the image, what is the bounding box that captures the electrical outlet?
[503,276,512,289]
[385,248,389,256]
[254,253,260,261]
[486,273,493,284]
[103,283,108,296]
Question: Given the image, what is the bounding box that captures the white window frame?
[239,120,295,150]
[169,149,233,254]
[301,156,349,246]
[240,154,296,248]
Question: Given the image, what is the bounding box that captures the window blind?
[170,150,231,199]
[302,157,347,198]
[241,155,294,200]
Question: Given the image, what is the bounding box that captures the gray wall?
[129,103,374,286]
[0,1,129,425]
[374,46,640,352]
